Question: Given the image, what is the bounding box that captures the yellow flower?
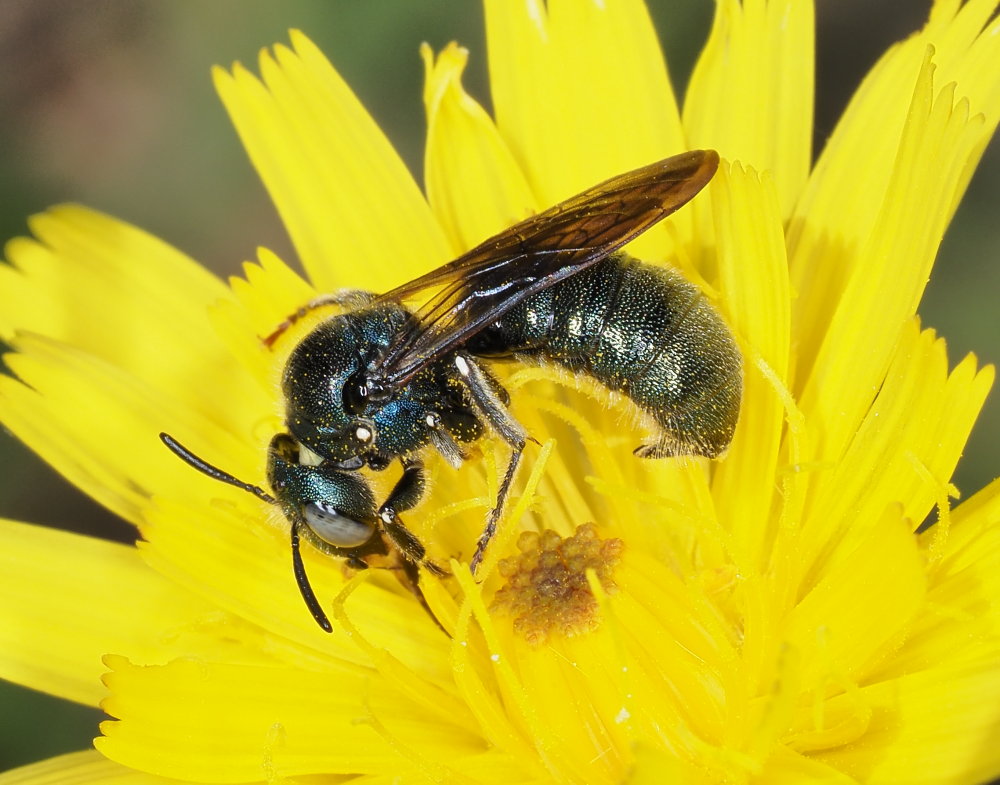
[2,2,1000,784]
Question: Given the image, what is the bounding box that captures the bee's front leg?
[378,458,447,577]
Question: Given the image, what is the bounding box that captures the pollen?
[490,524,623,646]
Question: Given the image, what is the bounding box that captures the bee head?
[266,433,378,551]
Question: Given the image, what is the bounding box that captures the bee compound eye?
[341,370,368,416]
[302,501,375,548]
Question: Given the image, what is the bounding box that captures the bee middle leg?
[370,459,448,634]
[378,458,447,576]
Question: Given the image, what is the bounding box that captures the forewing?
[376,149,719,384]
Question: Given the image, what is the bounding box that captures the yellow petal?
[684,0,815,218]
[626,743,720,784]
[422,42,537,253]
[814,643,1000,784]
[784,506,926,689]
[889,479,1000,677]
[797,324,992,585]
[932,474,1000,571]
[97,655,484,782]
[209,247,319,394]
[0,335,255,525]
[0,520,268,708]
[139,496,451,679]
[0,207,258,436]
[796,52,992,461]
[925,0,1000,140]
[484,0,685,205]
[756,746,859,784]
[788,6,1000,385]
[0,749,192,785]
[709,162,791,570]
[213,31,450,292]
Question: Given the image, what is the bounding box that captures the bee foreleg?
[378,459,447,577]
[397,557,451,636]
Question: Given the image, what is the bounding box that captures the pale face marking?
[298,443,324,467]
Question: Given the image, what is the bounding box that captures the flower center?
[491,523,623,646]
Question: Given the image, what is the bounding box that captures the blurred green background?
[0,0,996,774]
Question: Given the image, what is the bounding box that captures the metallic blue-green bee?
[164,149,741,632]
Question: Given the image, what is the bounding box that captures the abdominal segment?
[471,253,742,458]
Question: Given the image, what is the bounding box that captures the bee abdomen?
[480,253,742,458]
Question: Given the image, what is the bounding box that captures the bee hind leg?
[634,434,720,459]
[376,459,451,634]
[634,440,675,459]
[451,354,532,574]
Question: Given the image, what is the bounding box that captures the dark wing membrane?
[375,149,719,385]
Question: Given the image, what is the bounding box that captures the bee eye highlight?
[303,501,375,548]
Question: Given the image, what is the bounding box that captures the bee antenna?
[290,520,333,633]
[160,432,333,634]
[159,432,276,505]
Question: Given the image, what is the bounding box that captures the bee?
[163,149,741,632]
[160,431,444,632]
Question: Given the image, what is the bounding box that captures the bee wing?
[375,149,719,385]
